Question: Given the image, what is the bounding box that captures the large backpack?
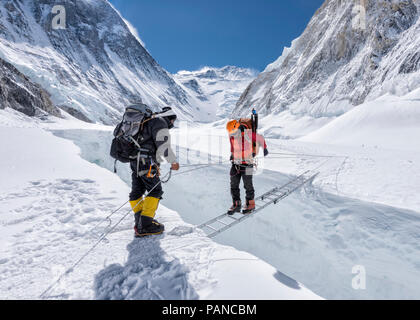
[226,109,259,160]
[110,104,153,171]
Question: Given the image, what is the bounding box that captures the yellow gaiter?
[142,197,160,218]
[130,197,144,214]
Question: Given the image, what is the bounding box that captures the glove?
[171,162,180,171]
[264,149,269,157]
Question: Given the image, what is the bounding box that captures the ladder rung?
[226,215,239,220]
[286,180,302,186]
[259,189,279,200]
[257,199,272,205]
[265,195,279,200]
[271,193,286,198]
[204,225,218,231]
[216,219,229,226]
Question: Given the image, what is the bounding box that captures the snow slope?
[54,121,420,300]
[174,66,257,119]
[300,90,420,152]
[0,109,320,300]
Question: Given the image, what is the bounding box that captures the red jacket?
[229,130,267,164]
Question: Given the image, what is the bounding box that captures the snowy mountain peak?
[177,66,258,81]
[174,66,257,119]
[0,0,215,124]
[234,0,419,129]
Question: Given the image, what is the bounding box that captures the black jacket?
[130,116,176,172]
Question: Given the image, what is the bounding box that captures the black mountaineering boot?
[134,212,141,236]
[227,200,242,215]
[135,216,165,237]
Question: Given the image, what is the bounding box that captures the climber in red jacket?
[226,118,268,215]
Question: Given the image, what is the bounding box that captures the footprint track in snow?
[0,178,126,299]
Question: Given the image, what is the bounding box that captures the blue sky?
[109,0,324,73]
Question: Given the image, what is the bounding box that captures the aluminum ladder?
[198,170,319,238]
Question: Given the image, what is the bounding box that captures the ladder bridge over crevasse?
[198,170,319,238]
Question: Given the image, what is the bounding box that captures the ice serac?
[234,0,419,125]
[0,0,214,124]
[174,66,257,119]
[0,57,60,117]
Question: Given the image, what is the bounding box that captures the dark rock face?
[0,57,60,117]
[58,105,92,123]
[399,52,420,74]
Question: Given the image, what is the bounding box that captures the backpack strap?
[240,125,245,164]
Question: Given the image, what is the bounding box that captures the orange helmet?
[226,120,240,134]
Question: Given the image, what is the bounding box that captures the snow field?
[0,113,320,299]
[59,126,420,299]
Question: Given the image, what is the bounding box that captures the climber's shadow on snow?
[94,236,198,300]
[273,271,301,290]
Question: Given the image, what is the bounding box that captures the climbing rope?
[178,162,227,167]
[39,169,171,299]
[266,152,350,196]
[88,200,129,237]
[88,161,230,237]
[173,160,231,176]
[267,152,344,158]
[89,151,341,240]
[334,156,349,196]
[39,160,231,299]
[39,152,343,299]
[146,157,337,253]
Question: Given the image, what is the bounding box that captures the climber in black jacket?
[129,106,179,237]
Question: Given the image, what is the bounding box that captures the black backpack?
[110,104,153,172]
